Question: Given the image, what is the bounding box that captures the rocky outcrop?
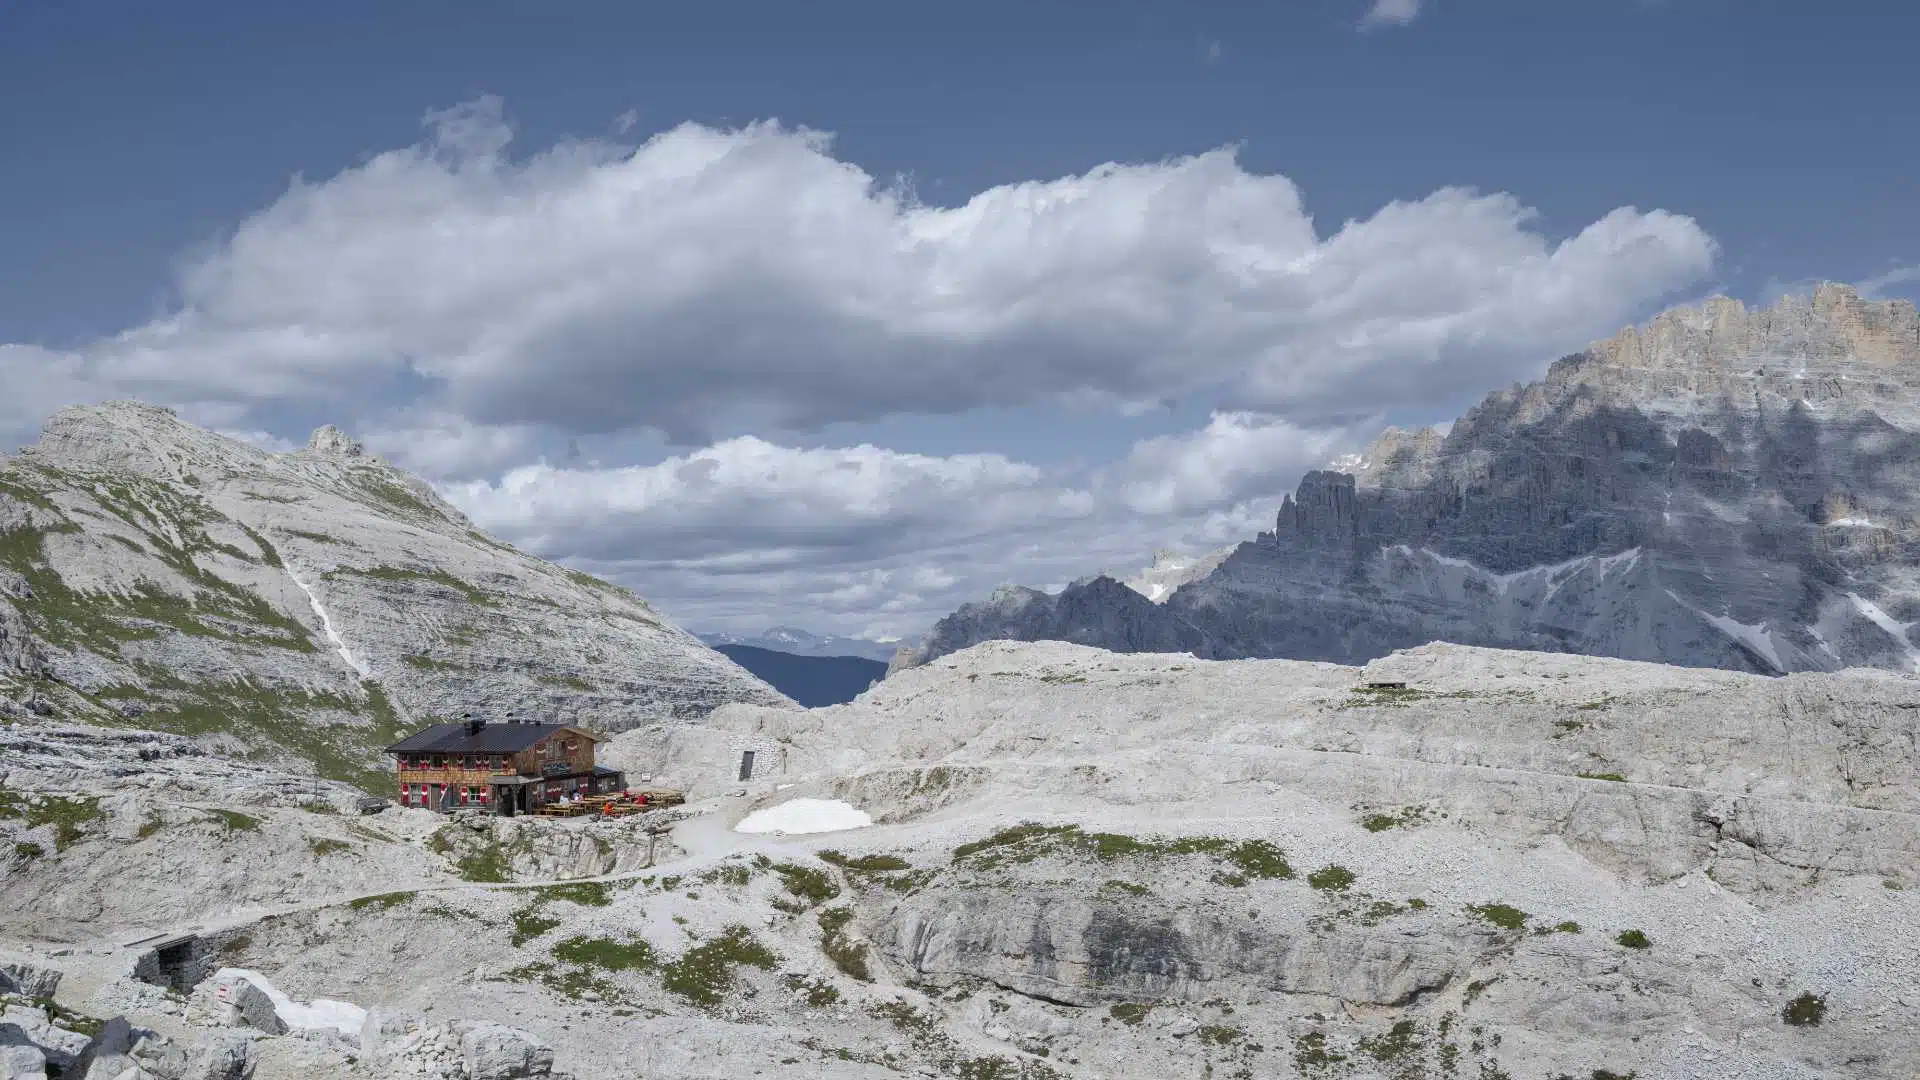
[898,285,1920,677]
[887,887,1485,1007]
[0,402,791,787]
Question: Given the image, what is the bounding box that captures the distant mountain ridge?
[697,625,898,663]
[710,643,885,707]
[893,284,1920,677]
[0,402,790,790]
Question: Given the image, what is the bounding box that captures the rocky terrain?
[4,639,1912,1079]
[895,284,1920,678]
[0,402,790,790]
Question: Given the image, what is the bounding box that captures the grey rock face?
[0,402,791,787]
[887,887,1480,1008]
[900,285,1920,677]
[461,1022,556,1079]
[0,963,61,1000]
[225,978,290,1036]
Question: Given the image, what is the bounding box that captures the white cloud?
[438,415,1362,636]
[446,437,1096,567]
[1860,265,1920,299]
[360,412,541,480]
[1112,411,1368,516]
[1361,0,1423,30]
[18,96,1711,450]
[0,96,1725,638]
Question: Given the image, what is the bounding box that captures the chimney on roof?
[465,712,485,736]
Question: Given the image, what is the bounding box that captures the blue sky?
[2,0,1915,639]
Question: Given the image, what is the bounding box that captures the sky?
[3,0,1917,643]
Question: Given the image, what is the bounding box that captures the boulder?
[459,1022,554,1079]
[0,963,62,1000]
[222,980,288,1037]
[357,1005,420,1060]
[0,1040,47,1080]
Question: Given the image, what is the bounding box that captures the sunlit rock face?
[0,401,790,786]
[900,285,1920,677]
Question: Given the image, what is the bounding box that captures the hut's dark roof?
[385,722,584,755]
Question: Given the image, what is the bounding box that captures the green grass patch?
[819,850,914,873]
[1577,772,1628,782]
[0,791,104,847]
[1197,1024,1242,1047]
[510,910,562,947]
[1782,992,1826,1026]
[432,830,512,883]
[661,925,778,1007]
[349,471,445,521]
[1308,865,1355,893]
[772,862,841,908]
[1109,1002,1150,1026]
[205,808,261,833]
[783,973,841,1007]
[950,823,1293,881]
[306,836,351,856]
[1466,903,1529,931]
[13,841,45,859]
[535,673,597,692]
[1360,805,1429,832]
[552,934,658,972]
[1357,1019,1419,1062]
[818,906,870,982]
[335,565,498,606]
[346,890,416,911]
[1614,929,1651,949]
[525,881,613,907]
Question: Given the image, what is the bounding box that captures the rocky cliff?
[0,402,790,790]
[897,284,1920,675]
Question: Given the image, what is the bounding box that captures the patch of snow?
[735,798,872,835]
[212,968,366,1036]
[1847,593,1920,672]
[285,565,370,678]
[1388,546,1643,604]
[1827,517,1879,528]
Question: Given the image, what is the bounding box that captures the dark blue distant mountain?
[712,644,886,707]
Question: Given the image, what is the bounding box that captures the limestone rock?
[0,402,792,787]
[459,1022,555,1079]
[899,286,1920,678]
[224,979,289,1036]
[305,426,363,457]
[0,1037,46,1080]
[0,963,62,1000]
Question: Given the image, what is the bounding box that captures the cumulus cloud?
[440,415,1370,637]
[447,437,1096,566]
[0,96,1723,638]
[22,96,1711,449]
[1361,0,1423,30]
[1112,412,1369,516]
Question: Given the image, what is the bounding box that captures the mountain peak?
[1583,282,1920,377]
[307,424,366,457]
